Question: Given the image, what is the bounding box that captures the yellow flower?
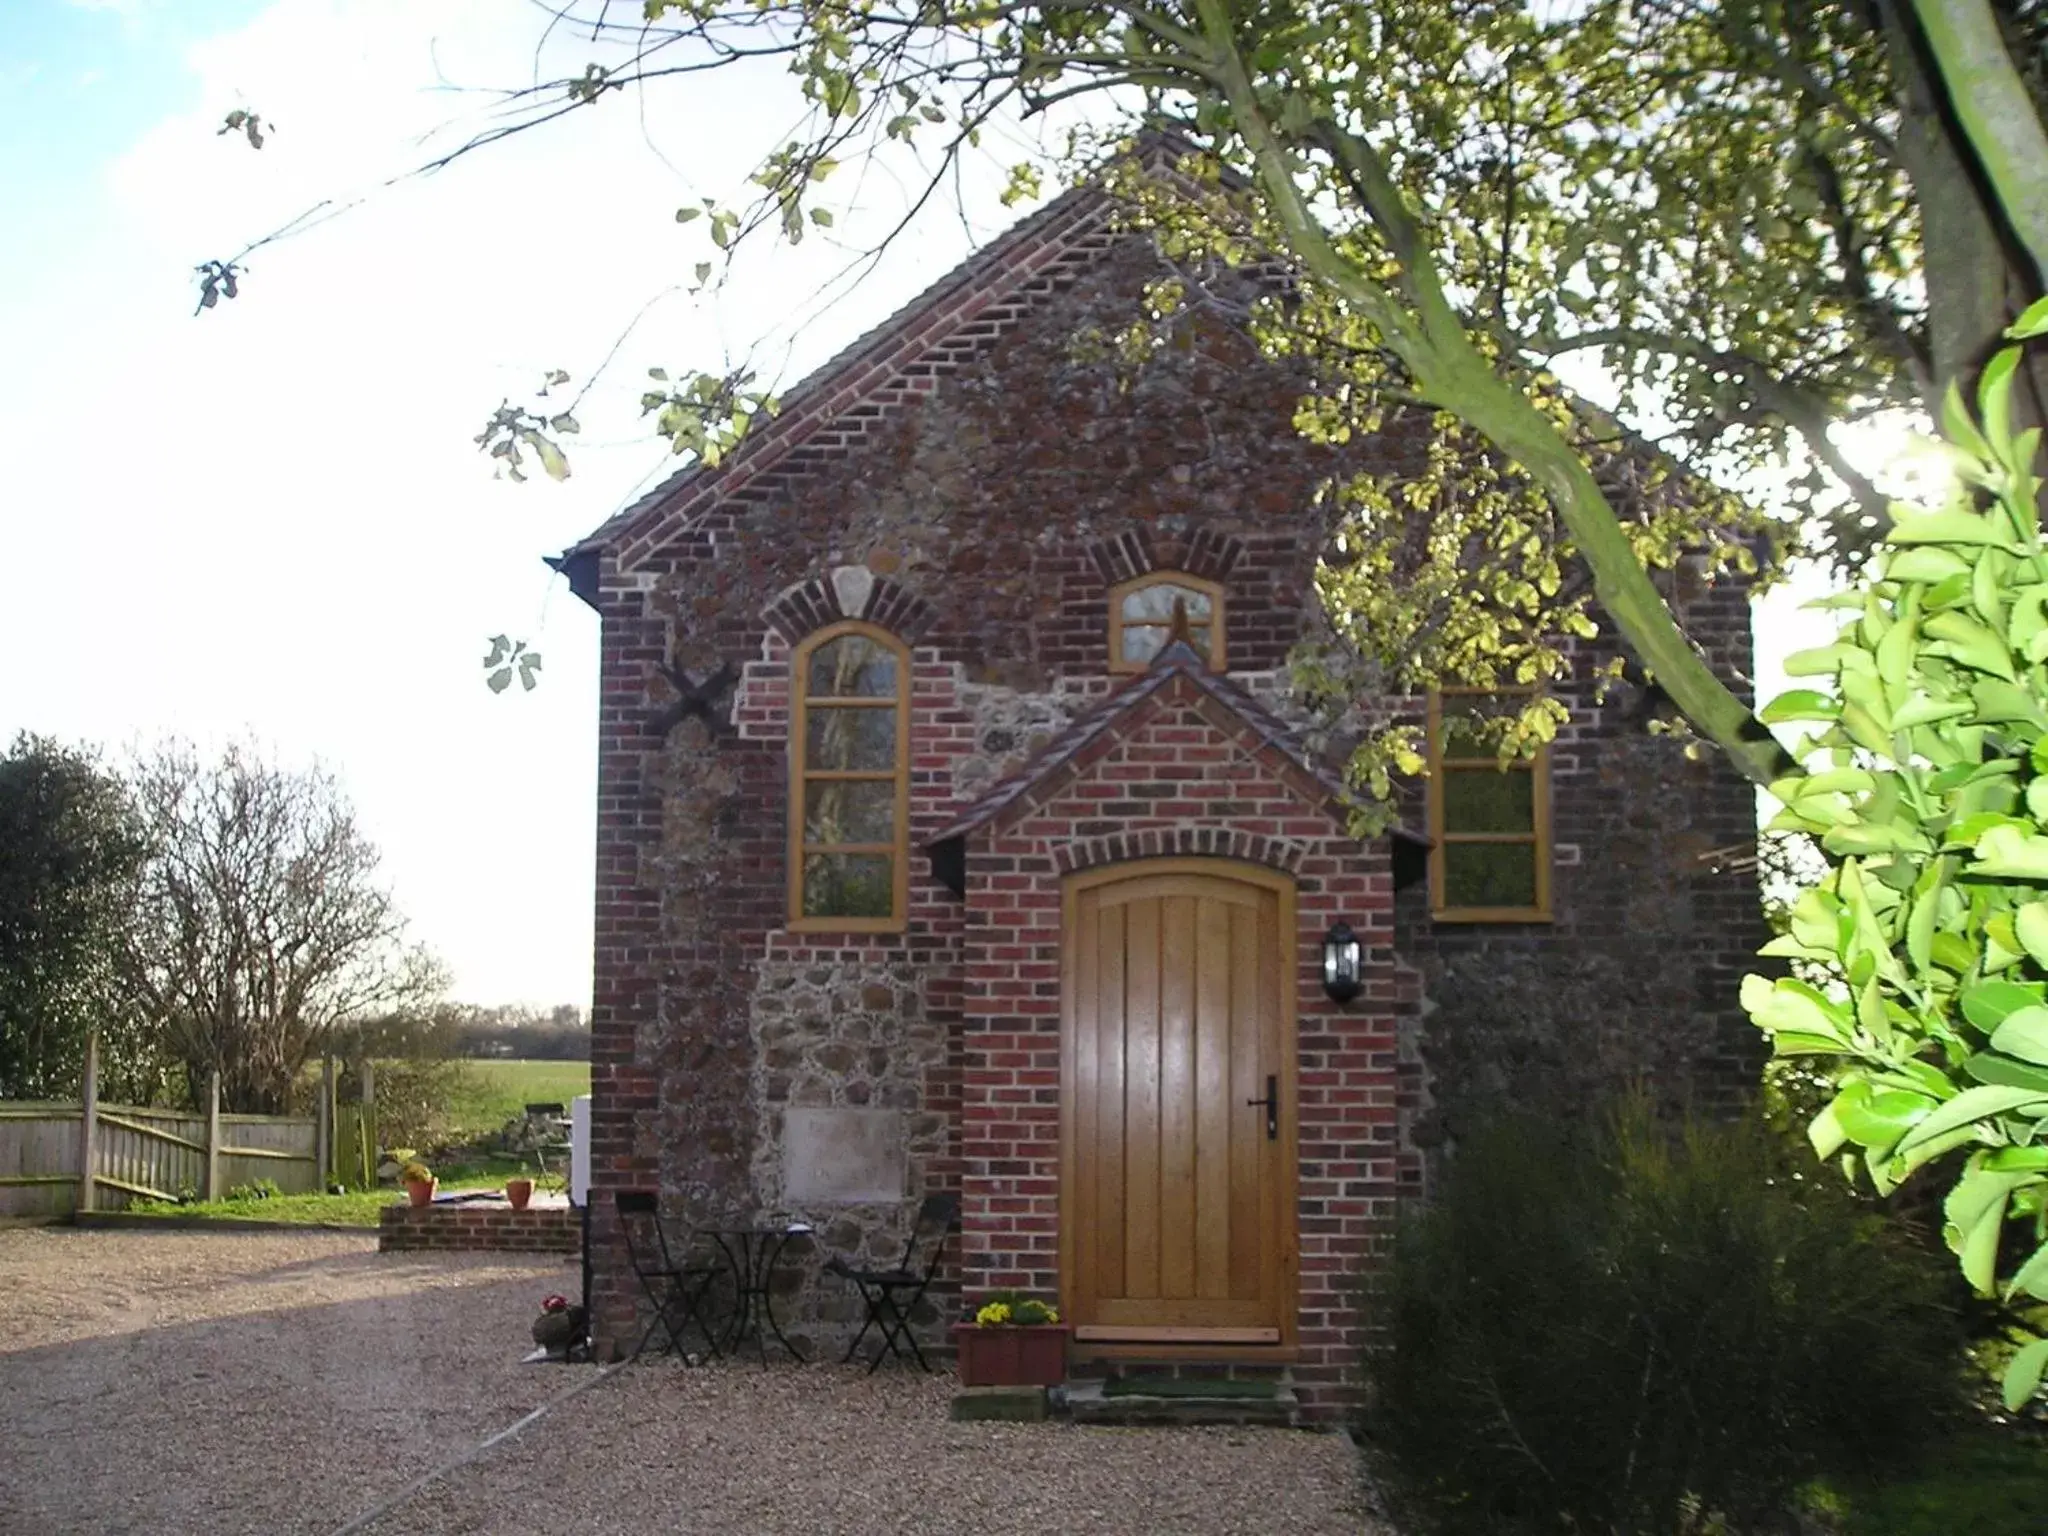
[975,1301,1012,1326]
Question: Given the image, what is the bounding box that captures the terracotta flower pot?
[405,1178,437,1208]
[504,1178,534,1211]
[951,1323,1071,1387]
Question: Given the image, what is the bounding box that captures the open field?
[439,1059,589,1140]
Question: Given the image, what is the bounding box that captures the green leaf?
[2008,1238,2048,1304]
[1980,346,2021,460]
[1894,692,1973,730]
[1946,1166,2029,1292]
[1942,378,1997,465]
[1991,1005,2048,1065]
[549,413,580,435]
[1961,981,2042,1031]
[2016,903,2048,969]
[675,207,702,223]
[1741,975,1849,1044]
[1758,690,1840,724]
[1886,508,2009,547]
[809,207,834,227]
[1967,1052,2048,1091]
[1931,931,1978,973]
[1969,824,2048,878]
[532,436,569,482]
[2003,1337,2048,1410]
[2009,295,2048,341]
[1887,546,1973,583]
[1894,1085,2048,1155]
[1782,644,1856,676]
[1808,1097,1848,1159]
[1834,1082,1934,1151]
[1925,610,2016,679]
[1973,679,2048,725]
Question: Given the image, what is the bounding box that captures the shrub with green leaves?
[1744,304,2048,1410]
[1364,1104,1964,1534]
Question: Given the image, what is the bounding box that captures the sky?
[0,0,1869,1009]
[0,0,1048,1007]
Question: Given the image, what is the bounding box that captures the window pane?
[1122,582,1213,623]
[1120,625,1168,665]
[1443,842,1538,910]
[801,853,894,918]
[1438,694,1520,758]
[806,635,897,698]
[1442,767,1534,833]
[806,706,895,771]
[803,780,894,845]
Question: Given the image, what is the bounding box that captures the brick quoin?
[552,157,1762,1422]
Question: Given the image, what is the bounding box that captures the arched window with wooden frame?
[1427,688,1553,922]
[789,621,911,930]
[1108,572,1226,673]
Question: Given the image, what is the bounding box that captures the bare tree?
[120,741,445,1114]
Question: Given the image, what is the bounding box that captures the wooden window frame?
[1427,687,1553,923]
[1108,572,1227,674]
[787,620,912,933]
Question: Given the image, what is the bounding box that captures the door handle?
[1245,1074,1278,1141]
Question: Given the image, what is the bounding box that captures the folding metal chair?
[824,1192,961,1373]
[615,1189,725,1362]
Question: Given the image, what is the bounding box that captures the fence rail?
[0,1039,320,1218]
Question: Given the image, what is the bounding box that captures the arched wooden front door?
[1060,859,1297,1346]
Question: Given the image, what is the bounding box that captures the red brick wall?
[572,193,1762,1397]
[958,677,1399,1421]
[378,1203,581,1255]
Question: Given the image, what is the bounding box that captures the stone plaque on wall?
[782,1109,906,1204]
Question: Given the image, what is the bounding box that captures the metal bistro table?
[706,1220,813,1364]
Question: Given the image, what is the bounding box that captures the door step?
[1056,1372,1299,1428]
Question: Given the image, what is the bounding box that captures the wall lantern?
[1321,920,1363,1004]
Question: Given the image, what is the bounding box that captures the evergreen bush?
[1365,1100,1966,1533]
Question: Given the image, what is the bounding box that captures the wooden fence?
[0,1038,321,1218]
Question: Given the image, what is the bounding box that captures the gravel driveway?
[0,1227,1383,1535]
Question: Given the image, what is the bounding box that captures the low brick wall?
[378,1201,580,1255]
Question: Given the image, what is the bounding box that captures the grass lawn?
[124,1189,400,1226]
[1813,1425,2047,1536]
[122,1170,520,1228]
[441,1059,590,1140]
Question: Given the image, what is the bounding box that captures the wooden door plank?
[1072,888,1100,1323]
[1097,898,1127,1301]
[1228,898,1263,1303]
[1159,894,1197,1301]
[1194,894,1233,1300]
[1124,895,1161,1301]
[1256,889,1284,1320]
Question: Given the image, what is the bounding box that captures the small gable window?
[789,621,910,930]
[1427,689,1553,922]
[1109,572,1225,673]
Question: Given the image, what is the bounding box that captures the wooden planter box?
[952,1323,1071,1387]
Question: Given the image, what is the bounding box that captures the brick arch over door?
[1051,826,1308,877]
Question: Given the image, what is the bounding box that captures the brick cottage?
[550,146,1764,1419]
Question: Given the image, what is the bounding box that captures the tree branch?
[1188,0,1790,785]
[1909,0,2048,287]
